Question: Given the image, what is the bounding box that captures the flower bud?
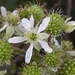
[59,59,75,75]
[0,40,13,65]
[22,65,41,75]
[46,13,64,35]
[62,41,73,51]
[19,8,30,19]
[27,4,44,24]
[45,51,61,67]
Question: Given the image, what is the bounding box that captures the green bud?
[19,7,30,19]
[46,13,64,35]
[59,59,75,75]
[27,4,44,24]
[45,51,61,67]
[22,65,41,75]
[63,41,73,51]
[0,40,13,65]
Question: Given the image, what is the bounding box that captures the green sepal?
[6,26,14,39]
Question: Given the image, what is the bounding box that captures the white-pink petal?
[8,36,25,43]
[38,17,50,33]
[21,18,31,31]
[38,40,52,53]
[29,15,34,28]
[25,44,33,63]
[0,6,6,17]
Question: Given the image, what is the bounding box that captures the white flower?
[0,6,19,32]
[8,15,52,63]
[64,17,75,33]
[0,6,22,39]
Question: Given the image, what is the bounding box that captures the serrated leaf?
[6,26,14,39]
[0,70,7,75]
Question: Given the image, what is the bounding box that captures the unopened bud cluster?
[62,41,73,51]
[22,65,41,75]
[19,4,44,24]
[59,59,75,75]
[45,51,61,67]
[46,13,64,35]
[0,39,13,65]
[19,8,30,19]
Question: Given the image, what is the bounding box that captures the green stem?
[13,47,45,65]
[13,47,25,56]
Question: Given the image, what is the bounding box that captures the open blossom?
[0,6,18,32]
[64,17,75,33]
[8,15,52,63]
[0,6,22,39]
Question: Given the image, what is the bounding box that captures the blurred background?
[0,0,75,75]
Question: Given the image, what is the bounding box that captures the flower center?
[29,33,37,41]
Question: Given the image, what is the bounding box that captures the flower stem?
[13,47,25,56]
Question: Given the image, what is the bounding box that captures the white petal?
[51,67,58,72]
[12,10,18,15]
[30,15,34,28]
[67,27,75,33]
[21,18,31,31]
[65,17,71,23]
[38,17,50,33]
[38,40,52,53]
[53,38,61,48]
[17,22,26,33]
[67,21,75,26]
[0,6,6,17]
[67,51,75,56]
[0,23,8,32]
[64,24,75,33]
[8,36,25,43]
[38,33,49,40]
[25,44,33,63]
[0,70,7,75]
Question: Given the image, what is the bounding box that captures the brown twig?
[53,0,63,9]
[67,0,72,17]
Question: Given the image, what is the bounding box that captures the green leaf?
[6,26,14,40]
[0,70,7,75]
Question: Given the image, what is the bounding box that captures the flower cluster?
[58,58,75,75]
[0,39,13,66]
[0,3,75,75]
